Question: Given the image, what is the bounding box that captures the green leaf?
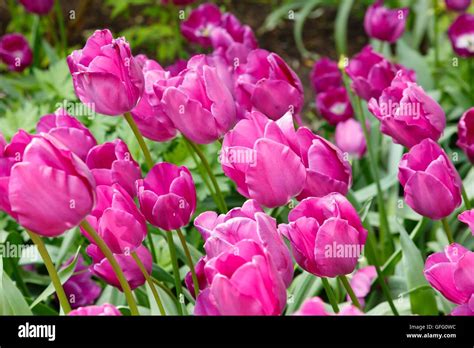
[0,257,33,315]
[286,270,321,314]
[396,39,434,90]
[334,0,354,55]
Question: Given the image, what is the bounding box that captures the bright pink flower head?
[181,3,223,47]
[162,54,236,144]
[67,29,144,116]
[457,107,474,163]
[448,13,474,58]
[68,303,122,316]
[0,33,33,72]
[294,297,363,316]
[316,87,354,125]
[194,239,287,316]
[348,266,376,308]
[368,73,446,148]
[346,45,415,101]
[335,119,367,159]
[364,0,409,43]
[86,139,141,197]
[279,193,367,278]
[221,111,306,208]
[36,108,97,161]
[445,0,472,11]
[87,244,151,290]
[310,57,342,93]
[235,49,304,120]
[459,209,474,236]
[137,162,196,231]
[19,0,53,14]
[399,139,462,220]
[162,0,195,5]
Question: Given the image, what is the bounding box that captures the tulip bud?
[445,0,472,12]
[335,119,367,159]
[458,209,474,235]
[364,0,409,43]
[68,303,122,316]
[457,107,474,163]
[315,87,354,125]
[0,33,33,72]
[19,0,54,15]
[310,57,343,93]
[347,266,376,308]
[448,13,474,58]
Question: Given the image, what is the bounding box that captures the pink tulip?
[86,139,141,197]
[162,0,195,5]
[185,257,208,298]
[310,57,342,93]
[137,162,196,231]
[315,87,354,125]
[279,193,367,278]
[459,209,474,235]
[194,239,287,315]
[19,0,53,14]
[457,107,474,163]
[348,266,376,307]
[294,297,363,316]
[0,33,33,72]
[368,73,446,148]
[166,59,187,77]
[221,111,306,208]
[162,54,236,144]
[364,0,409,43]
[181,3,223,47]
[68,303,122,316]
[398,139,462,220]
[448,13,474,58]
[335,119,367,159]
[36,108,97,161]
[235,49,304,120]
[445,0,472,12]
[67,29,144,116]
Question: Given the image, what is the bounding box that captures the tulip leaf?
[0,257,33,315]
[286,270,321,314]
[396,39,434,90]
[335,0,354,55]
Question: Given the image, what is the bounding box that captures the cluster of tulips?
[0,0,474,316]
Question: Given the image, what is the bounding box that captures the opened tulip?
[364,0,409,43]
[368,73,446,148]
[235,49,304,120]
[36,108,97,161]
[294,297,363,316]
[459,209,474,235]
[399,139,462,220]
[335,119,367,159]
[445,0,472,11]
[448,13,474,58]
[181,3,223,46]
[137,162,196,231]
[67,29,144,116]
[348,266,376,307]
[68,303,122,316]
[279,193,367,278]
[457,107,474,163]
[316,87,354,125]
[0,33,33,72]
[86,139,141,197]
[310,57,342,93]
[19,0,53,14]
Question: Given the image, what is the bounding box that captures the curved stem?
[124,112,153,170]
[461,185,472,210]
[54,0,67,56]
[321,277,340,313]
[441,218,454,244]
[151,276,178,303]
[338,275,362,310]
[165,232,185,315]
[131,251,166,315]
[26,230,71,314]
[176,228,199,298]
[80,221,139,315]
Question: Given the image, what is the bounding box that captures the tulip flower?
[310,57,342,93]
[137,162,196,231]
[162,0,195,5]
[19,0,53,14]
[181,3,223,47]
[68,303,122,316]
[185,257,208,297]
[221,111,306,208]
[36,108,97,161]
[0,33,33,72]
[445,0,472,12]
[448,13,474,58]
[194,240,287,315]
[166,59,187,77]
[457,107,474,163]
[2,134,95,237]
[368,73,446,148]
[335,119,367,159]
[398,139,462,220]
[61,255,101,309]
[235,49,304,120]
[294,297,363,316]
[459,209,474,235]
[364,0,409,43]
[67,29,144,116]
[315,87,354,125]
[86,139,141,197]
[348,266,376,307]
[162,54,236,144]
[346,45,415,101]
[279,193,367,278]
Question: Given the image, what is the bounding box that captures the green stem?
[80,221,139,315]
[165,232,185,315]
[26,230,71,314]
[124,112,153,170]
[147,233,158,264]
[151,276,178,303]
[432,0,440,71]
[462,185,472,210]
[131,251,166,315]
[31,15,41,70]
[441,218,454,244]
[321,277,340,313]
[176,228,199,298]
[54,0,67,56]
[338,274,362,310]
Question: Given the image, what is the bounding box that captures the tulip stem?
[176,228,200,298]
[54,0,67,57]
[462,185,472,210]
[441,218,454,244]
[321,277,340,313]
[432,0,440,71]
[338,275,362,310]
[124,112,154,170]
[131,251,166,315]
[165,231,186,315]
[80,221,139,316]
[26,230,71,314]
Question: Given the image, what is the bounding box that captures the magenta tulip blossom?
[335,119,367,159]
[86,139,141,197]
[181,3,223,47]
[364,0,409,43]
[294,297,363,316]
[67,29,144,116]
[19,0,53,14]
[235,49,304,120]
[0,33,33,72]
[448,13,474,58]
[316,87,354,125]
[36,108,97,161]
[279,193,367,278]
[162,0,195,5]
[348,266,376,307]
[459,209,474,235]
[310,57,342,93]
[137,162,196,231]
[68,303,122,316]
[166,58,187,77]
[445,0,472,11]
[398,139,462,220]
[368,73,446,148]
[457,107,474,163]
